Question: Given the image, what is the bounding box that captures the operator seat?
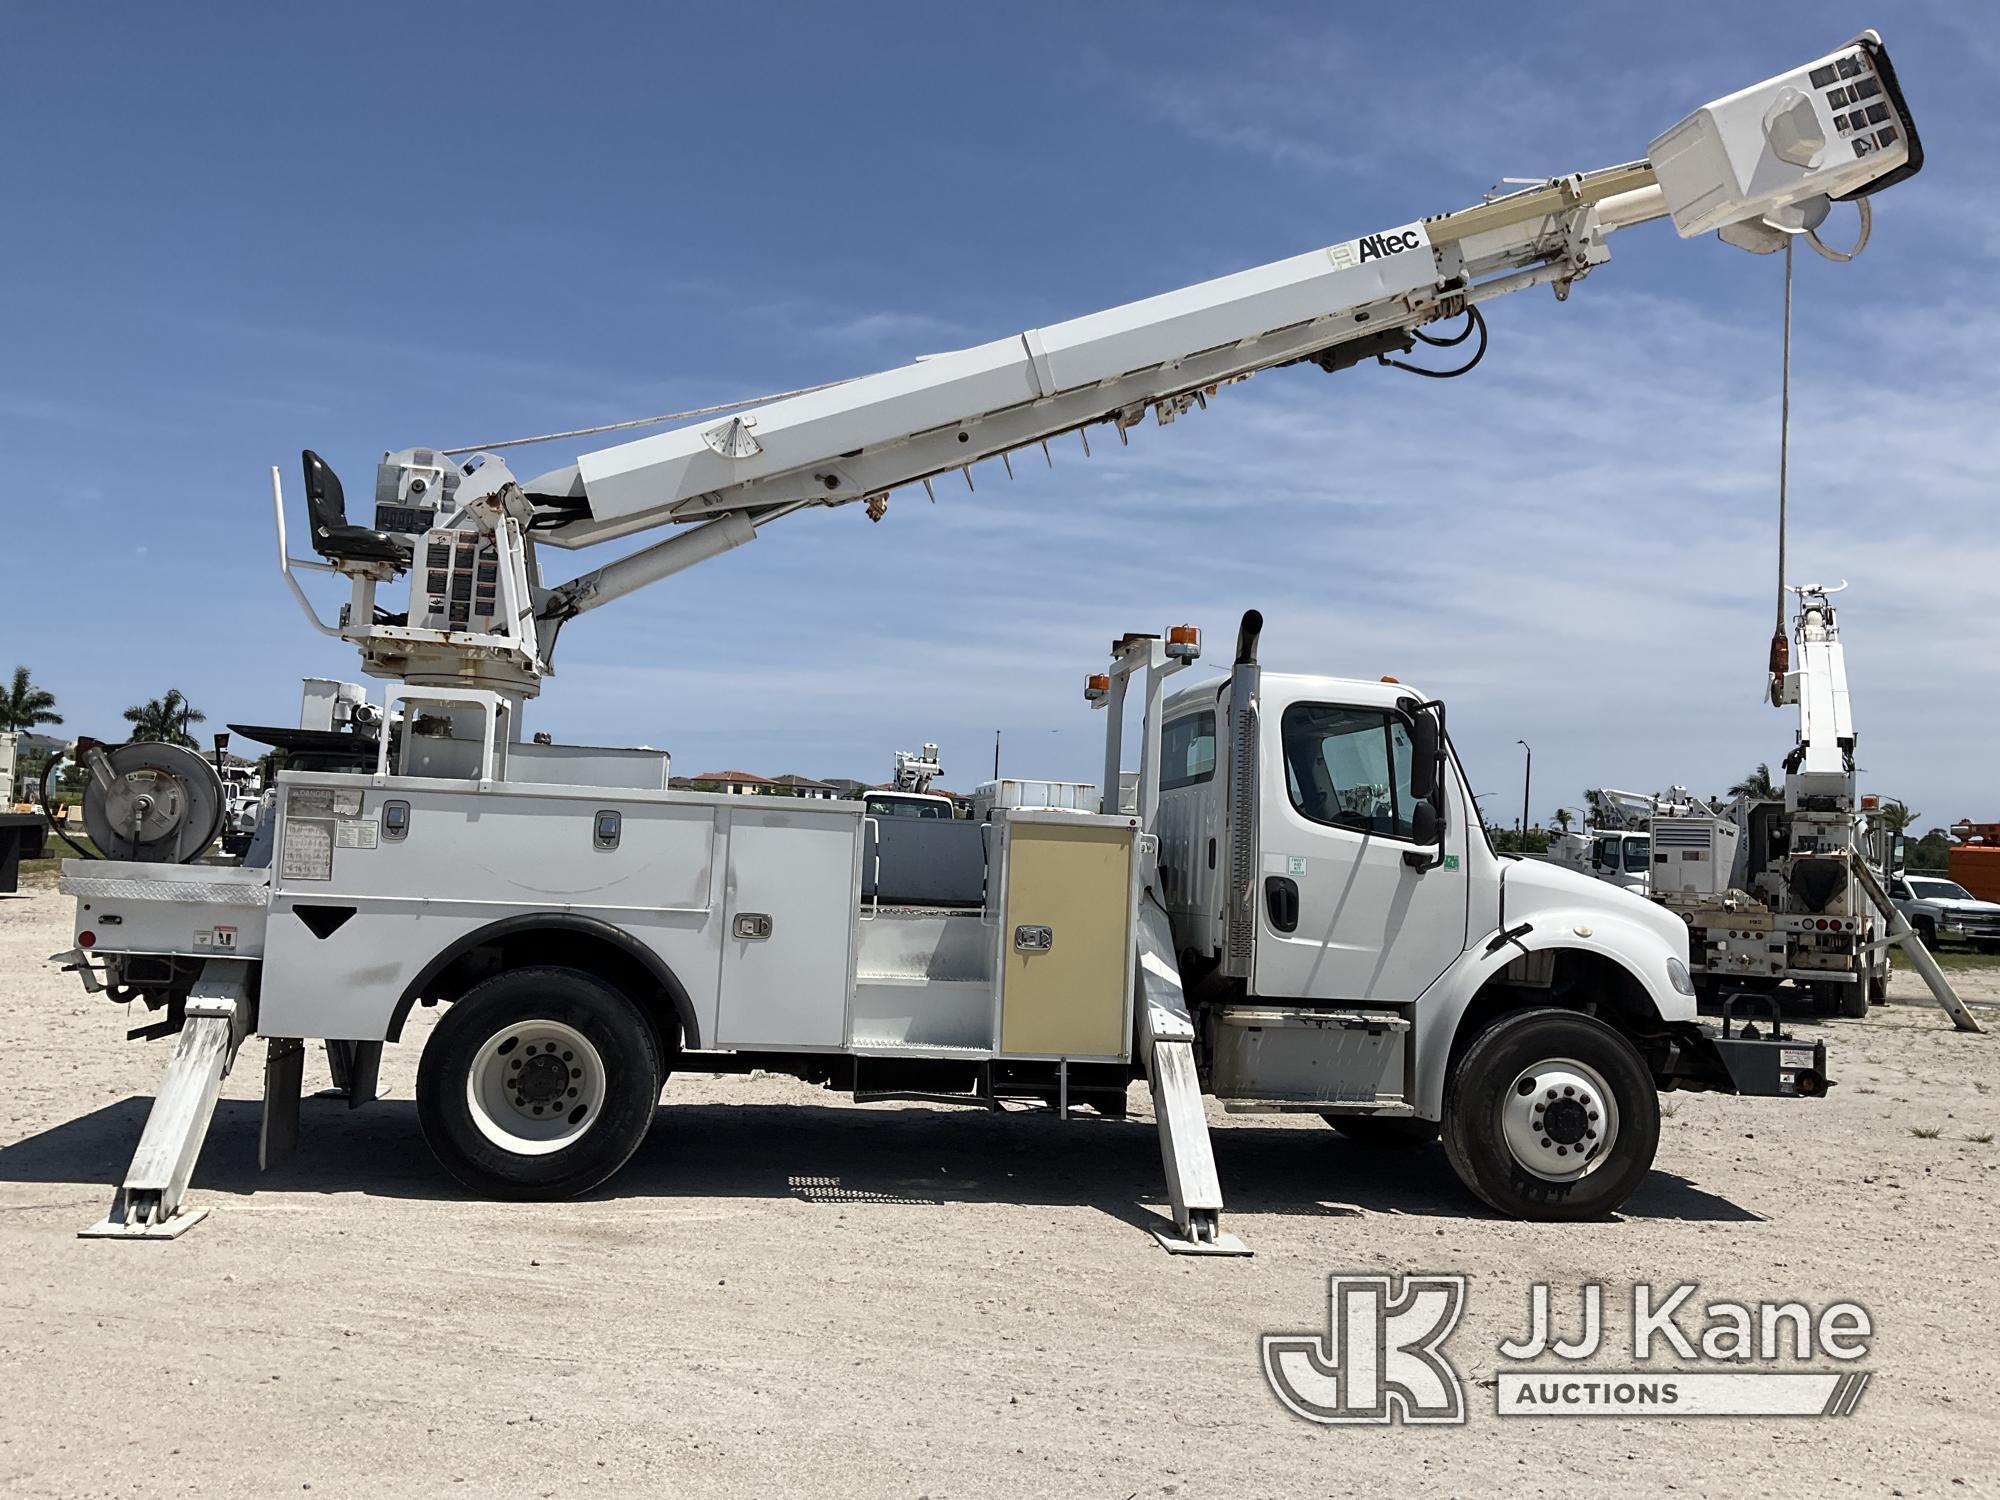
[303,450,409,567]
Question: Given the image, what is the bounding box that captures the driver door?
[1251,697,1467,1002]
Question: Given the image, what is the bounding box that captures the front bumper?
[1941,920,2000,942]
[1660,1011,1830,1098]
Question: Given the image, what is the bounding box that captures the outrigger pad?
[79,1205,211,1241]
[1151,1224,1253,1257]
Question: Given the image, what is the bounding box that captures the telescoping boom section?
[275,35,1921,704]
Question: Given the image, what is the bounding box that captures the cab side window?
[1161,711,1217,792]
[1280,703,1418,840]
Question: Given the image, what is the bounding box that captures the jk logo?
[1262,1274,1467,1425]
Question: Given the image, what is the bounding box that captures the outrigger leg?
[1853,861,1984,1034]
[1134,899,1249,1256]
[80,958,252,1239]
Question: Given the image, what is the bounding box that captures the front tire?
[1441,1009,1659,1221]
[417,965,663,1200]
[1914,917,1938,950]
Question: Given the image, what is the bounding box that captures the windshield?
[1909,878,1973,901]
[1624,837,1650,875]
[864,795,952,820]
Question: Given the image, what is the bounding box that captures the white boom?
[274,33,1921,706]
[1778,583,1857,808]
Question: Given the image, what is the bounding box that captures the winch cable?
[437,375,863,457]
[1778,235,1792,644]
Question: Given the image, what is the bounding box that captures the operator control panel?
[1809,53,1901,161]
[418,529,502,633]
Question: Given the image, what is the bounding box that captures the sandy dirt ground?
[2,879,1996,1499]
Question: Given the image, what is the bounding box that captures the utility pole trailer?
[51,34,1929,1242]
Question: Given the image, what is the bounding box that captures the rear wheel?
[1322,1114,1440,1150]
[417,965,663,1200]
[1441,1009,1659,1221]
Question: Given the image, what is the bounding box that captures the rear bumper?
[1661,1020,1830,1099]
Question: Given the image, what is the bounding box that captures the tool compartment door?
[715,807,860,1049]
[997,817,1134,1060]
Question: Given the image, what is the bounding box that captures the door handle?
[1264,876,1299,934]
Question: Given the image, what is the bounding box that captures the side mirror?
[1409,710,1440,800]
[1410,800,1439,846]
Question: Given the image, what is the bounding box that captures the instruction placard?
[281,818,334,881]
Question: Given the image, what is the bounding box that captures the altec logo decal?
[1328,225,1427,270]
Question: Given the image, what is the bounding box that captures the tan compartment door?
[999,821,1133,1058]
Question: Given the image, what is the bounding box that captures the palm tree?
[1,665,62,732]
[123,689,206,747]
[1553,808,1573,834]
[1876,799,1919,835]
[1728,763,1778,800]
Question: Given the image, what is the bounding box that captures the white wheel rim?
[1501,1056,1620,1183]
[466,1019,606,1156]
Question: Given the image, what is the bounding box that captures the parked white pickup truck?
[1889,874,2000,954]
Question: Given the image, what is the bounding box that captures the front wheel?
[417,965,664,1200]
[1441,1009,1659,1221]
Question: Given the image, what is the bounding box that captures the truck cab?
[1144,638,1818,1218]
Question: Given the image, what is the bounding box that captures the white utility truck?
[53,34,1926,1245]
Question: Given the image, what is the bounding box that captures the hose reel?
[65,740,225,864]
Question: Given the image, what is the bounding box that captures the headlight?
[1667,957,1695,997]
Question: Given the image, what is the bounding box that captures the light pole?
[1517,739,1532,841]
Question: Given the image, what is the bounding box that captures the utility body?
[49,34,1933,1240]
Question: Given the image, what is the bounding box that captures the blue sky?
[2,4,1993,827]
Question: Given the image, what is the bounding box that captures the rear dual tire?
[417,965,664,1200]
